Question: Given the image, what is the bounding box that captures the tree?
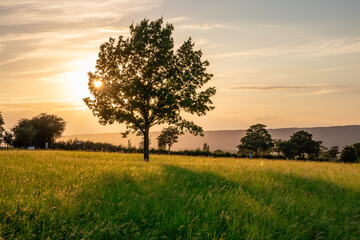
[290,130,322,159]
[277,140,297,159]
[352,143,360,161]
[340,145,358,163]
[31,113,66,148]
[0,111,4,130]
[83,18,215,161]
[0,111,4,144]
[157,127,180,154]
[12,126,37,148]
[237,124,273,157]
[3,131,13,147]
[203,142,210,152]
[12,113,66,149]
[328,146,340,161]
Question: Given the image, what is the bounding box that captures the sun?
[94,80,102,88]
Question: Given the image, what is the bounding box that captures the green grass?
[0,151,359,239]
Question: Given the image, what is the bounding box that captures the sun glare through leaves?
[94,80,102,88]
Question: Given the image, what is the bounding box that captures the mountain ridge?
[60,125,360,153]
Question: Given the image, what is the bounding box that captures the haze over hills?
[60,125,360,153]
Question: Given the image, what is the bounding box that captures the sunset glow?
[0,1,359,135]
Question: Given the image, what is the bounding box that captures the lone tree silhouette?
[157,126,180,154]
[237,124,273,157]
[84,18,216,161]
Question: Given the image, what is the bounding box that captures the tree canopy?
[237,124,273,157]
[340,145,358,163]
[157,126,180,153]
[290,130,322,159]
[84,18,216,161]
[12,113,66,149]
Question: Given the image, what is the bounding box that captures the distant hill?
[60,125,360,153]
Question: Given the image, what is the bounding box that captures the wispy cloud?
[210,37,360,59]
[309,64,360,73]
[179,23,240,31]
[231,85,320,91]
[0,0,164,25]
[230,85,357,95]
[166,16,190,23]
[0,0,164,67]
[0,100,85,112]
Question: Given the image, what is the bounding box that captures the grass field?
[0,150,359,239]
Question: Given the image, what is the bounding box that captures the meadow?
[0,150,359,239]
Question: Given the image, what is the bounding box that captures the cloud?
[0,0,164,67]
[309,65,360,73]
[256,116,278,121]
[0,0,164,25]
[230,85,359,95]
[210,37,360,59]
[166,16,190,23]
[0,100,86,112]
[231,85,320,91]
[178,23,240,31]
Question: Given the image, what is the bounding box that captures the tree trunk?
[168,144,171,155]
[144,127,150,162]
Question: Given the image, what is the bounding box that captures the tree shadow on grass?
[236,169,360,240]
[4,164,359,240]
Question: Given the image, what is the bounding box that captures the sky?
[1,0,360,135]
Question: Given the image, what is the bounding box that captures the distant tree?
[11,113,66,149]
[31,113,66,148]
[127,139,132,148]
[0,111,4,143]
[157,127,180,154]
[352,143,360,160]
[0,112,4,135]
[290,130,322,159]
[3,131,13,147]
[277,140,297,159]
[340,145,358,163]
[203,142,210,152]
[213,149,224,154]
[328,146,340,161]
[12,126,37,148]
[304,140,322,160]
[83,18,215,161]
[237,124,273,157]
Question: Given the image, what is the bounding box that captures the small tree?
[290,130,322,159]
[352,143,360,161]
[203,142,210,152]
[340,145,358,163]
[157,127,180,154]
[328,146,340,161]
[237,124,273,157]
[12,126,37,148]
[0,111,4,144]
[3,131,13,148]
[277,140,297,159]
[84,18,215,161]
[31,113,66,148]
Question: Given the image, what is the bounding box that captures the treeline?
[0,112,65,149]
[52,139,239,158]
[237,124,360,163]
[1,112,359,162]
